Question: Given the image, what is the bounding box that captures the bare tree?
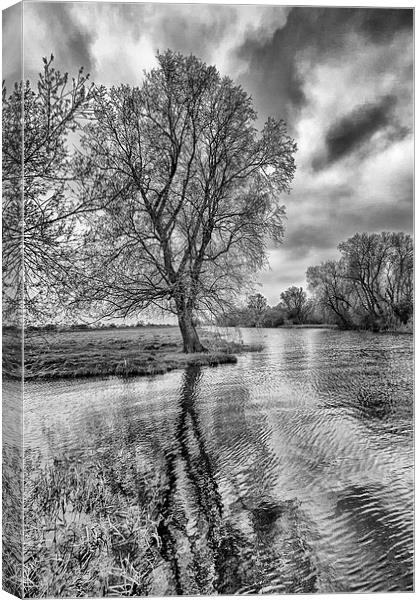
[383,232,413,324]
[76,51,296,352]
[247,293,268,327]
[2,56,92,323]
[279,286,310,324]
[307,232,413,330]
[306,261,355,328]
[339,232,413,327]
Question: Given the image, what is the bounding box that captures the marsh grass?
[23,452,167,597]
[2,445,23,597]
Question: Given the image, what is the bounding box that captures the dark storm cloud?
[359,204,413,234]
[157,8,232,59]
[357,8,413,42]
[16,3,413,296]
[24,2,96,78]
[312,95,408,171]
[290,201,413,259]
[235,7,413,130]
[332,189,414,240]
[283,224,337,259]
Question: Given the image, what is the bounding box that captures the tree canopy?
[2,55,92,323]
[75,50,297,351]
[279,286,311,324]
[307,232,413,330]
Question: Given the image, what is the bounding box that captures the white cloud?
[208,6,291,77]
[18,3,412,303]
[21,3,292,87]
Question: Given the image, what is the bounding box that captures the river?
[24,328,414,594]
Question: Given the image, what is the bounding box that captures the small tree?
[279,286,310,324]
[247,293,268,327]
[261,305,286,327]
[2,55,93,323]
[77,51,296,352]
[306,261,355,328]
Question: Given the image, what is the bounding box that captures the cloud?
[22,3,291,88]
[357,8,413,41]
[312,95,409,170]
[23,2,96,81]
[155,5,291,79]
[325,96,395,160]
[14,3,413,300]
[234,7,413,130]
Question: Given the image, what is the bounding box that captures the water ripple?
[24,328,413,593]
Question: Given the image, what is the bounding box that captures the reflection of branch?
[157,366,226,592]
[157,451,184,595]
[177,366,223,535]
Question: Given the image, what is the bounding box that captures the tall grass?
[3,445,23,597]
[23,452,165,597]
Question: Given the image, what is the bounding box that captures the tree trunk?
[177,309,207,353]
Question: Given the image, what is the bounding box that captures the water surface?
[24,328,414,593]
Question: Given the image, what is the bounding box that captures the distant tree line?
[307,232,413,331]
[21,321,173,332]
[219,287,322,328]
[219,232,413,332]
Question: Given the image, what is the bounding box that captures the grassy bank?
[21,451,165,597]
[3,326,261,381]
[19,448,316,597]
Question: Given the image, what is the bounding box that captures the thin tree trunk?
[177,309,207,353]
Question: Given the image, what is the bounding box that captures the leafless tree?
[2,56,92,324]
[76,51,296,352]
[307,260,355,328]
[279,286,311,324]
[247,293,268,327]
[307,232,413,330]
[339,232,413,327]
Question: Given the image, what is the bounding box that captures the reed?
[22,452,166,597]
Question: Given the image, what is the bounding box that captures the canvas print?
[2,1,414,597]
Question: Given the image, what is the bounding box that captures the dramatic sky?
[3,1,414,305]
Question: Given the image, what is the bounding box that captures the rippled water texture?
[25,329,414,593]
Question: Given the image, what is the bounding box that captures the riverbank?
[3,326,261,381]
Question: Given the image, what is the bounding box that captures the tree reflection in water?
[156,365,318,595]
[157,365,244,594]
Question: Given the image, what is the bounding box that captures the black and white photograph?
[2,1,414,596]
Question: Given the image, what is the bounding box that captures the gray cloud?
[312,95,410,170]
[157,7,234,59]
[283,225,339,259]
[234,7,413,131]
[357,8,413,42]
[12,3,413,297]
[326,97,395,158]
[23,2,96,80]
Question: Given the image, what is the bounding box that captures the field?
[3,326,261,380]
